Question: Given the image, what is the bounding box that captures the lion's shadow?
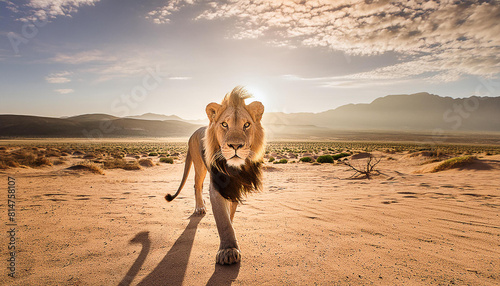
[134,215,203,286]
[118,231,151,286]
[119,214,240,286]
[206,263,240,286]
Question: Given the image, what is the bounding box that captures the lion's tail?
[165,149,192,202]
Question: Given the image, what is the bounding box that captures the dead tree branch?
[341,156,381,179]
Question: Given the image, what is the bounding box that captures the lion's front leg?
[209,184,241,265]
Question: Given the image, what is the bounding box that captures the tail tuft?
[165,194,174,202]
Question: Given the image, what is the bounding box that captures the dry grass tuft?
[45,149,61,157]
[122,161,141,170]
[83,153,98,159]
[409,150,447,158]
[431,155,476,172]
[0,148,53,168]
[67,161,105,175]
[262,165,279,172]
[0,161,9,169]
[138,158,154,167]
[103,158,141,170]
[52,159,67,165]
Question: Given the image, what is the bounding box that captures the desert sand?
[1,151,499,285]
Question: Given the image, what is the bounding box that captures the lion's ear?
[247,101,264,122]
[206,102,221,123]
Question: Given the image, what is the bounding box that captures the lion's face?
[205,88,265,168]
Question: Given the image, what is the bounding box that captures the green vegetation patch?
[273,158,288,164]
[299,156,314,163]
[160,157,174,164]
[332,153,350,160]
[431,156,476,172]
[316,155,334,163]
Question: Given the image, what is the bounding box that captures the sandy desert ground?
[1,150,499,285]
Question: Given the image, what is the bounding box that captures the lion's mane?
[204,87,265,202]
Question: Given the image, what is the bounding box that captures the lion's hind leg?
[193,162,207,215]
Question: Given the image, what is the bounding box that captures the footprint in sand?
[397,191,418,198]
[74,194,91,200]
[440,184,455,188]
[44,193,68,201]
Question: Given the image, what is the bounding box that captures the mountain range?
[263,92,500,132]
[1,92,499,139]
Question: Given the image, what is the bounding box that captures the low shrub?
[332,153,350,160]
[273,158,288,164]
[160,157,174,164]
[299,156,313,163]
[316,155,334,163]
[268,157,275,162]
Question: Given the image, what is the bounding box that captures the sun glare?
[245,85,269,107]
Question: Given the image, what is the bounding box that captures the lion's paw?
[193,206,206,215]
[216,248,241,265]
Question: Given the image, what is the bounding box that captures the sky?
[1,0,499,120]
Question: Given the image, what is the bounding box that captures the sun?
[245,85,268,107]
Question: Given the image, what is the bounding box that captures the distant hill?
[0,115,201,138]
[67,113,119,122]
[2,93,499,138]
[126,113,183,121]
[263,93,500,133]
[126,113,208,125]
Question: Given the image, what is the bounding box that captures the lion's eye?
[221,122,228,128]
[243,122,251,129]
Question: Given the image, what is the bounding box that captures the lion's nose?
[228,143,244,150]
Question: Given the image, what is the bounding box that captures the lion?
[165,86,265,265]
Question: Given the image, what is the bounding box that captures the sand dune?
[1,153,499,285]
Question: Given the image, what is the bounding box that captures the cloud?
[54,88,74,94]
[149,0,500,82]
[282,73,411,89]
[1,0,20,13]
[47,49,139,82]
[19,0,100,22]
[46,49,169,82]
[146,0,189,24]
[48,49,112,64]
[45,71,72,83]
